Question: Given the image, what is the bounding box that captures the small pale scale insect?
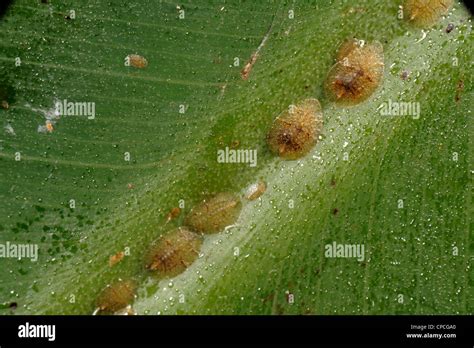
[185,192,242,234]
[325,39,384,105]
[267,98,323,160]
[125,54,148,69]
[404,0,453,28]
[145,227,202,278]
[95,279,136,314]
[245,181,266,201]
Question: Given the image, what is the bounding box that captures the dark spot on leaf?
[445,23,454,33]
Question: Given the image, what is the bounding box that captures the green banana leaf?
[0,0,472,315]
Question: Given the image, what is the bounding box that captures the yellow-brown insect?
[1,100,8,109]
[245,181,266,201]
[145,227,202,277]
[404,0,453,27]
[325,39,384,105]
[241,53,259,80]
[45,120,54,133]
[126,54,148,68]
[185,192,242,233]
[267,98,323,160]
[108,251,125,267]
[165,207,181,224]
[96,279,136,314]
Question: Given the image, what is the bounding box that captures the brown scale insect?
[404,0,453,28]
[125,54,148,69]
[145,227,202,277]
[267,98,323,160]
[185,192,242,234]
[455,79,464,102]
[95,279,136,314]
[165,207,181,224]
[325,39,384,105]
[241,53,259,80]
[108,251,125,267]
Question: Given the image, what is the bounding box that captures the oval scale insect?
[165,207,181,224]
[125,54,148,68]
[267,98,323,160]
[95,279,136,314]
[325,39,384,105]
[145,227,202,278]
[185,192,242,234]
[245,181,266,201]
[404,0,453,28]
